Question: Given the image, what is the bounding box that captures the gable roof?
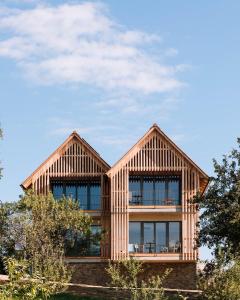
[107,123,209,180]
[21,131,110,189]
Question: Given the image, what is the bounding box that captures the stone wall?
[69,261,197,290]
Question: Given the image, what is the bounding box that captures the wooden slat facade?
[21,131,111,258]
[21,125,209,263]
[106,124,209,261]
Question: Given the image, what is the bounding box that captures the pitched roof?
[21,131,110,189]
[107,123,209,180]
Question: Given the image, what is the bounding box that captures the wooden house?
[21,124,209,289]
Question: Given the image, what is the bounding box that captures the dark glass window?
[168,180,179,204]
[155,180,166,205]
[129,178,141,204]
[51,180,101,210]
[65,225,101,257]
[77,184,88,209]
[143,222,155,253]
[129,222,141,253]
[169,222,181,251]
[143,178,154,205]
[156,223,167,252]
[129,221,181,253]
[52,183,63,200]
[129,175,181,205]
[90,184,101,210]
[66,183,77,199]
[129,222,141,245]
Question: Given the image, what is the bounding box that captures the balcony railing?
[79,200,101,210]
[128,242,181,254]
[129,191,180,206]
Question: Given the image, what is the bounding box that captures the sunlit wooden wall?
[107,126,208,261]
[24,136,109,194]
[22,127,208,261]
[21,132,111,258]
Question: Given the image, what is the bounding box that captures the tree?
[106,258,172,300]
[0,257,59,300]
[0,191,92,299]
[196,138,240,260]
[0,201,16,273]
[198,253,240,300]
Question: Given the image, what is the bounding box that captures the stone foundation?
[69,261,197,290]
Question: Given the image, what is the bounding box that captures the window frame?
[129,221,182,253]
[129,175,181,205]
[65,224,102,257]
[50,179,102,210]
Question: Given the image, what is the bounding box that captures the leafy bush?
[106,258,173,300]
[198,254,240,300]
[0,191,92,299]
[0,257,63,300]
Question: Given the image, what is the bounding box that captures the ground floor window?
[65,225,101,257]
[129,221,181,253]
[51,180,101,210]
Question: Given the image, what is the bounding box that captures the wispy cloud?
[2,0,39,4]
[165,47,179,57]
[0,2,186,94]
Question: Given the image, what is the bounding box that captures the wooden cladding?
[21,125,208,263]
[21,132,110,194]
[21,132,111,258]
[107,125,208,261]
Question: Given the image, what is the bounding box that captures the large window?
[129,175,181,205]
[65,225,101,257]
[129,221,181,253]
[52,180,101,210]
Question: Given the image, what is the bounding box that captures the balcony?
[129,191,180,206]
[128,242,181,254]
[129,175,181,207]
[129,221,182,257]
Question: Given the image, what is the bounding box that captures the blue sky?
[0,1,240,259]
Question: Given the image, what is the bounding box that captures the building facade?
[21,124,209,289]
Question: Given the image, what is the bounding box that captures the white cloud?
[165,47,179,57]
[0,2,186,94]
[2,0,39,4]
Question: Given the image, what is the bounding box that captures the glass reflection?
[52,184,63,200]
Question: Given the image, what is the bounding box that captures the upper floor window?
[51,180,101,210]
[129,175,181,206]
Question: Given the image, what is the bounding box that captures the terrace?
[129,221,182,254]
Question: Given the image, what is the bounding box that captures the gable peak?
[151,123,161,131]
[71,130,80,137]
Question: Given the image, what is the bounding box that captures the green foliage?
[0,191,92,299]
[198,254,240,300]
[106,258,172,300]
[18,190,91,263]
[195,138,240,259]
[0,257,51,300]
[0,201,17,273]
